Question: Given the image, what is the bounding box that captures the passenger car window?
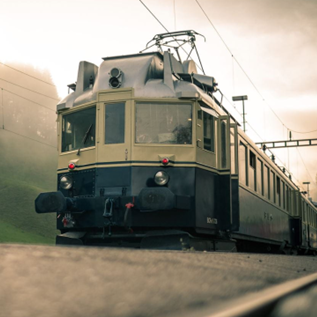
[239,142,247,185]
[270,171,276,203]
[257,159,263,195]
[276,176,281,206]
[249,151,256,191]
[264,165,269,199]
[220,120,227,168]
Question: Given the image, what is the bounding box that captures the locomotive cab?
[35,31,239,249]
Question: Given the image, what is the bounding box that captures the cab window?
[105,103,125,144]
[135,102,192,144]
[62,107,96,152]
[203,112,215,152]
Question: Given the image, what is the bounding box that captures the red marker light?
[68,163,76,170]
[162,158,169,165]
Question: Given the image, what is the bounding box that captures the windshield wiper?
[77,124,93,156]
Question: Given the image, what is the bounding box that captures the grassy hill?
[0,62,59,244]
[0,178,57,244]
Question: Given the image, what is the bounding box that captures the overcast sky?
[1,0,316,198]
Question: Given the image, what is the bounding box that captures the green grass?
[0,221,54,244]
[0,178,57,244]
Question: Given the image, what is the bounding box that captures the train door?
[230,122,239,231]
[289,190,303,247]
[195,101,219,232]
[301,201,309,248]
[96,89,132,194]
[216,115,232,231]
[229,123,238,175]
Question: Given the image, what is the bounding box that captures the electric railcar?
[35,31,317,253]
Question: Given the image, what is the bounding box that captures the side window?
[282,182,285,209]
[203,112,215,152]
[264,165,269,199]
[257,159,263,195]
[294,194,298,216]
[249,151,256,191]
[230,126,237,174]
[276,176,281,206]
[62,106,96,152]
[220,120,227,168]
[303,203,307,222]
[308,208,311,225]
[286,186,289,211]
[135,102,192,144]
[239,142,247,185]
[105,103,125,144]
[270,171,276,203]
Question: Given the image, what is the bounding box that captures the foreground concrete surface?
[0,244,316,317]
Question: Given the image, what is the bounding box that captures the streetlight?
[303,182,310,198]
[232,95,248,132]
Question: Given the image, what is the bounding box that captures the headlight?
[154,171,169,186]
[60,175,73,190]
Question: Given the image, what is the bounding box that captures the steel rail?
[202,272,317,317]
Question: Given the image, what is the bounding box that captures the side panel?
[231,178,240,231]
[195,168,216,231]
[302,222,309,248]
[309,226,317,249]
[215,174,231,231]
[237,186,290,242]
[289,218,302,246]
[195,169,231,232]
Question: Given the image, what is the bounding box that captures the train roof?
[57,50,220,112]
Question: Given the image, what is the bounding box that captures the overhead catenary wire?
[0,78,59,101]
[195,0,316,136]
[0,86,56,113]
[223,95,309,188]
[139,0,169,33]
[296,148,316,185]
[291,129,317,134]
[195,0,316,192]
[139,0,204,73]
[0,62,56,87]
[140,0,313,191]
[0,127,56,149]
[194,0,283,124]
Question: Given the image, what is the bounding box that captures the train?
[35,30,317,254]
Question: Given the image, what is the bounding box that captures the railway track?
[188,272,317,317]
[1,244,316,317]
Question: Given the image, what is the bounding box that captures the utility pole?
[303,182,310,198]
[232,95,248,132]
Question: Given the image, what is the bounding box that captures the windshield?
[62,107,96,152]
[135,102,192,144]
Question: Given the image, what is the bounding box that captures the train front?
[35,48,218,247]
